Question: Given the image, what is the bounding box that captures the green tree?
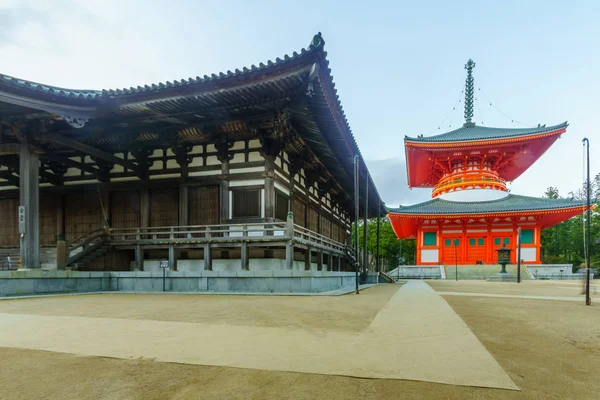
[352,218,415,270]
[540,173,600,269]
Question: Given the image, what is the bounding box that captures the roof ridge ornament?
[310,32,325,49]
[463,59,476,127]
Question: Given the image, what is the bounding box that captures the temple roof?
[387,194,588,215]
[0,33,385,216]
[405,122,568,144]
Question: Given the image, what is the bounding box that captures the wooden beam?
[0,143,21,155]
[0,170,19,187]
[41,152,98,175]
[40,133,138,171]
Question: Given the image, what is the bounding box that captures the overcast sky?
[1,0,598,207]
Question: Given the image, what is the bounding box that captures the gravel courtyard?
[0,281,598,399]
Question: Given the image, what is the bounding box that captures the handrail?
[293,224,346,252]
[69,229,105,247]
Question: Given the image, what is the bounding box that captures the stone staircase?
[70,244,110,269]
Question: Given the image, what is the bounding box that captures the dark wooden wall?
[0,198,18,247]
[189,186,219,225]
[40,194,57,247]
[293,198,306,228]
[150,188,179,227]
[65,192,103,242]
[111,191,141,229]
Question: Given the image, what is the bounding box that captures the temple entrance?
[442,238,461,265]
[466,237,486,264]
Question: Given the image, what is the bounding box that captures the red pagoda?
[388,60,588,265]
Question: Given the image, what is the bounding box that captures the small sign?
[18,206,26,234]
[159,260,169,269]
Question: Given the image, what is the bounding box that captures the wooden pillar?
[179,184,188,226]
[101,190,110,229]
[56,193,65,241]
[285,211,294,269]
[140,189,150,229]
[305,247,312,271]
[317,250,323,271]
[203,243,212,271]
[134,245,143,271]
[264,156,275,220]
[19,143,40,269]
[337,254,341,271]
[241,242,249,270]
[220,160,229,223]
[56,193,67,270]
[168,245,176,270]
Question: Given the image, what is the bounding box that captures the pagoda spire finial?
[464,59,476,126]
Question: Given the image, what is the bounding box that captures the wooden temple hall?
[0,33,384,272]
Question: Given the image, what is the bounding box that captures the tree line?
[541,173,600,268]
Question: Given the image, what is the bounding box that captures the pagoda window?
[444,239,451,246]
[494,238,501,245]
[423,232,437,246]
[232,189,261,218]
[503,238,510,246]
[521,229,534,244]
[478,238,485,246]
[469,238,476,246]
[275,191,289,221]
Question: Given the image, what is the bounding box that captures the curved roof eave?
[404,121,568,144]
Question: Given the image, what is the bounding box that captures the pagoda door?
[466,237,486,264]
[442,238,461,265]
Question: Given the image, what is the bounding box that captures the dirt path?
[0,282,517,389]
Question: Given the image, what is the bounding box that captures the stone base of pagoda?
[486,273,518,282]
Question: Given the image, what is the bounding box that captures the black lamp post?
[497,247,511,274]
[582,137,591,306]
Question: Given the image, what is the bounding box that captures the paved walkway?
[0,281,517,390]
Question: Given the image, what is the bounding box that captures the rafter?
[40,133,138,172]
[40,152,98,175]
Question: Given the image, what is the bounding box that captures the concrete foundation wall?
[528,264,574,277]
[0,270,357,297]
[387,266,442,279]
[138,259,328,273]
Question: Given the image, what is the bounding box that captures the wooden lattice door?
[150,188,179,227]
[292,198,306,227]
[0,198,18,247]
[189,186,219,225]
[40,195,57,247]
[65,192,103,242]
[111,191,140,229]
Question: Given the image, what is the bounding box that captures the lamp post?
[582,138,591,306]
[517,227,522,283]
[497,247,511,274]
[353,154,360,295]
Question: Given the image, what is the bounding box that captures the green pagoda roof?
[387,194,587,215]
[405,122,568,143]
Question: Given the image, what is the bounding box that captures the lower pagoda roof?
[387,194,592,239]
[387,194,588,215]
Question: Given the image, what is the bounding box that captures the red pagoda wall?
[416,218,542,265]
